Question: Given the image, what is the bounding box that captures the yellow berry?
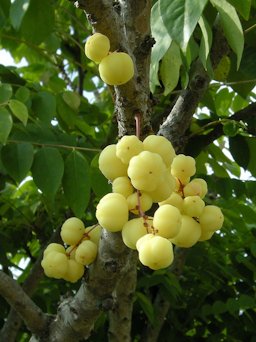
[171,154,196,182]
[63,259,84,283]
[41,251,68,279]
[143,135,176,167]
[44,243,66,257]
[127,191,152,214]
[112,176,134,198]
[99,52,134,85]
[96,193,129,232]
[122,218,148,249]
[199,205,224,232]
[75,240,98,265]
[98,144,127,181]
[84,224,102,245]
[85,33,110,63]
[170,215,201,248]
[159,192,184,212]
[153,204,181,239]
[116,135,144,164]
[183,178,208,198]
[182,196,205,218]
[60,217,85,246]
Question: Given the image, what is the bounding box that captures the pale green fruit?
[199,205,224,232]
[99,52,134,85]
[146,173,175,202]
[143,135,176,167]
[182,196,205,218]
[75,240,98,265]
[65,246,76,259]
[183,178,208,198]
[112,176,134,198]
[128,151,166,192]
[136,233,155,251]
[170,215,201,248]
[85,33,110,63]
[171,154,196,183]
[96,193,129,232]
[127,192,152,214]
[63,259,84,283]
[41,251,68,279]
[122,218,148,249]
[99,144,127,181]
[116,135,144,164]
[44,243,65,257]
[159,192,184,212]
[199,229,214,241]
[153,204,181,239]
[60,217,85,246]
[84,224,102,245]
[138,235,174,270]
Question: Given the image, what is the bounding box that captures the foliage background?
[0,0,256,341]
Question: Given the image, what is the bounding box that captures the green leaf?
[135,292,155,325]
[20,0,54,44]
[8,99,28,126]
[229,135,250,169]
[31,147,64,199]
[198,16,213,70]
[56,94,76,128]
[215,88,233,117]
[10,0,30,30]
[62,91,80,111]
[1,143,33,182]
[210,0,244,68]
[0,83,12,104]
[246,137,256,177]
[0,107,13,144]
[150,2,172,92]
[222,120,240,137]
[238,204,256,224]
[227,0,251,20]
[159,0,208,51]
[62,151,91,218]
[159,41,182,95]
[32,91,56,124]
[15,86,30,103]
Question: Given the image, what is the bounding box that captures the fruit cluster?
[96,134,224,270]
[85,33,134,85]
[41,218,102,282]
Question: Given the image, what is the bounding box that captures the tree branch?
[108,252,138,342]
[0,271,48,338]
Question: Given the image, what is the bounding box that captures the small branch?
[108,252,138,342]
[0,271,48,337]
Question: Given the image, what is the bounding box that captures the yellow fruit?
[112,176,134,198]
[127,191,153,214]
[44,243,66,257]
[138,235,174,270]
[199,229,214,241]
[199,205,224,232]
[122,218,148,249]
[182,196,205,218]
[136,233,155,251]
[170,215,201,248]
[99,144,127,181]
[65,246,76,259]
[41,251,68,279]
[159,192,184,212]
[128,151,166,192]
[75,240,98,265]
[183,178,208,198]
[60,217,85,246]
[99,52,134,85]
[63,259,84,283]
[96,193,129,232]
[143,135,176,167]
[116,135,144,164]
[171,154,196,183]
[153,204,181,239]
[84,225,102,245]
[85,33,110,63]
[146,173,175,202]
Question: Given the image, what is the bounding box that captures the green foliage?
[0,0,256,340]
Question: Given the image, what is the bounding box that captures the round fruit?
[63,259,84,283]
[138,235,174,270]
[146,173,175,203]
[44,243,66,257]
[159,192,184,212]
[99,52,134,85]
[183,178,208,198]
[85,33,110,63]
[182,196,205,218]
[116,135,144,164]
[75,240,98,265]
[199,205,224,232]
[170,215,201,248]
[128,151,166,192]
[171,154,196,183]
[41,251,68,279]
[153,204,181,239]
[127,191,152,214]
[112,176,134,198]
[60,217,85,246]
[143,135,176,167]
[96,193,129,232]
[122,218,148,249]
[84,224,102,245]
[199,229,214,241]
[98,144,127,180]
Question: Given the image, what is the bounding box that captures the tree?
[0,0,256,341]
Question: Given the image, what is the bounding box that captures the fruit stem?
[134,112,142,139]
